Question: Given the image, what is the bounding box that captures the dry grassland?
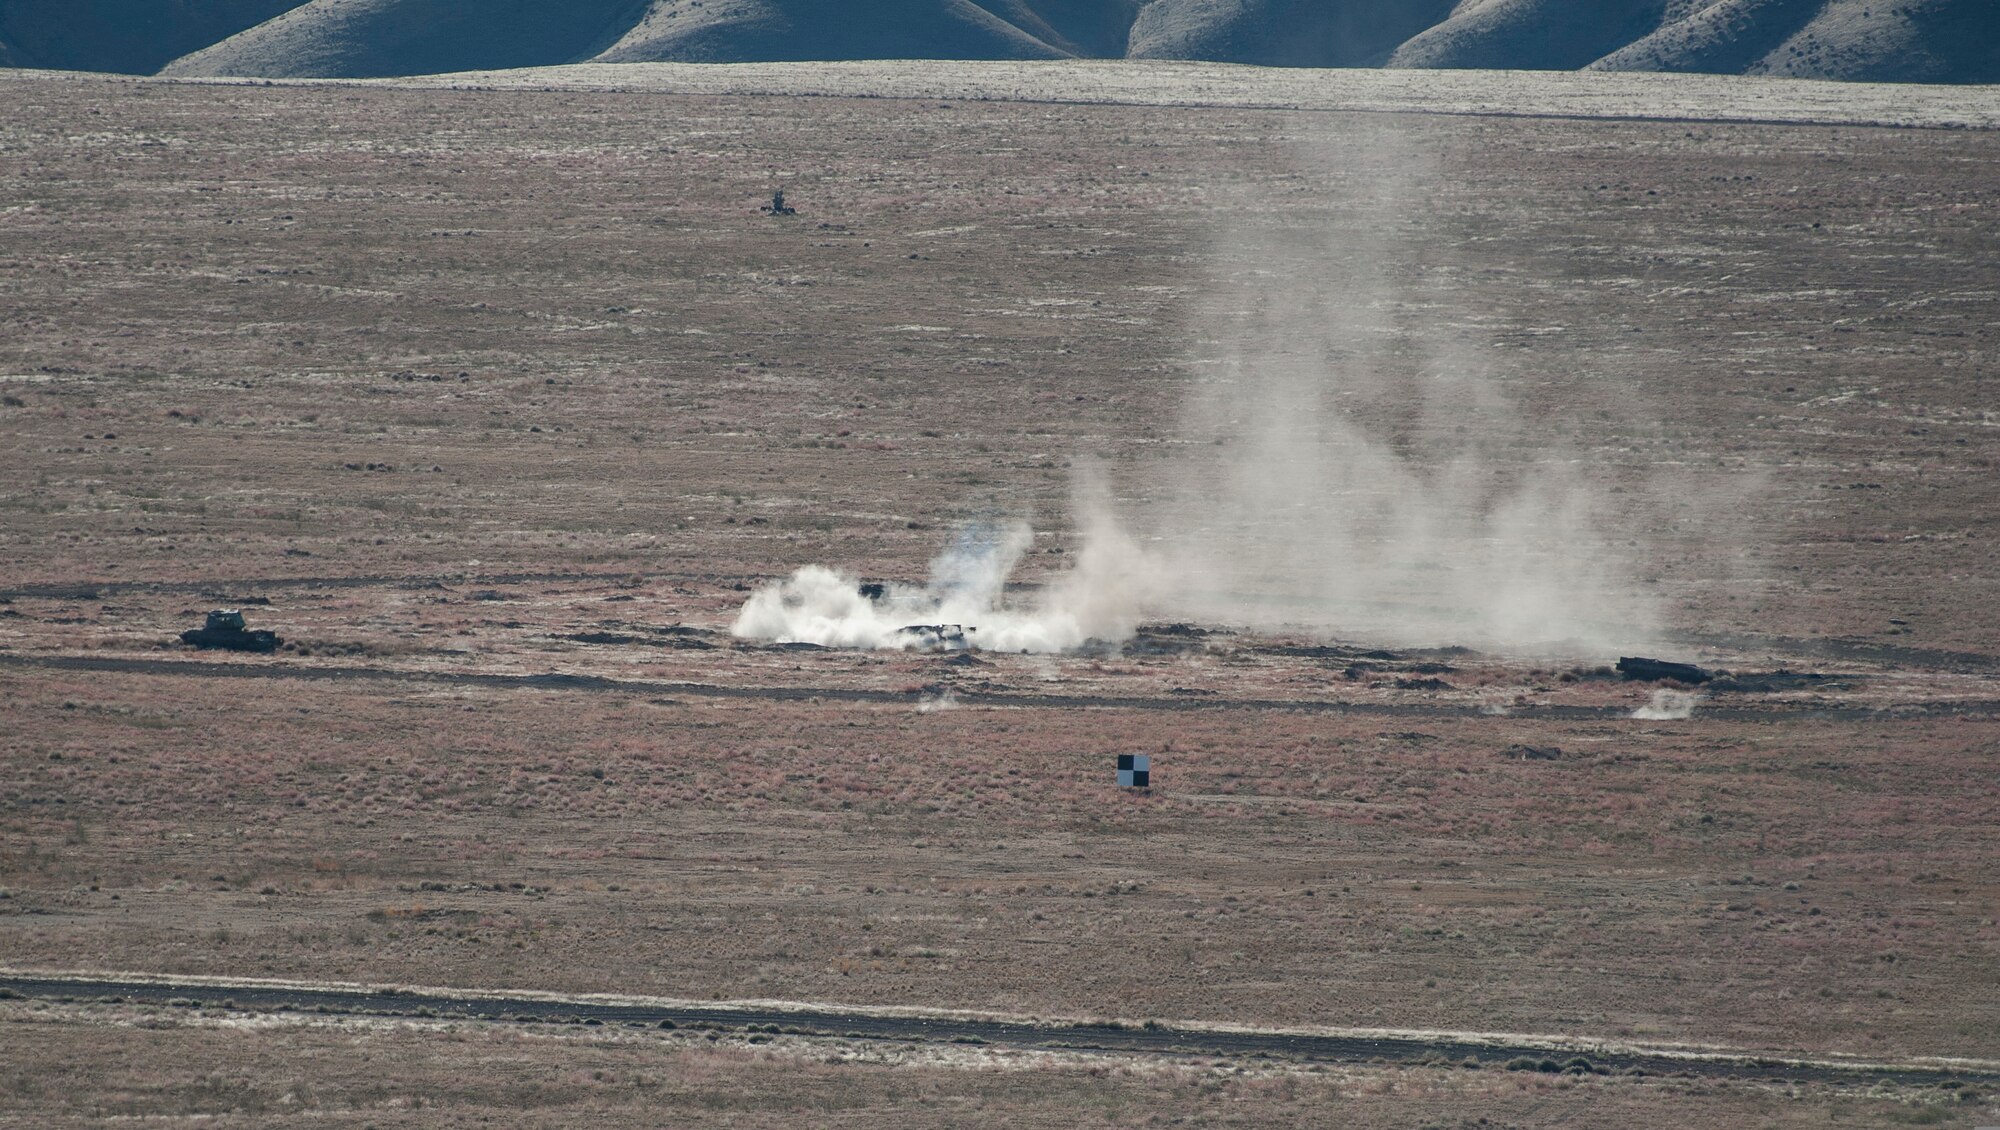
[1,998,1968,1128]
[1,69,1997,1125]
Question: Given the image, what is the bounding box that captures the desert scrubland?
[1,66,1997,1125]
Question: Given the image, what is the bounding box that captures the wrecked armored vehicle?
[1616,656,1711,684]
[180,609,281,653]
[897,624,974,651]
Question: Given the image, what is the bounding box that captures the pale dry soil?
[4,666,1997,1062]
[0,1000,1989,1128]
[232,60,2000,130]
[1,71,1997,1125]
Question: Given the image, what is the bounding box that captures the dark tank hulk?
[1616,656,1711,684]
[180,609,281,653]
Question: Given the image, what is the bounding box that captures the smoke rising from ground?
[1131,125,1664,654]
[1633,689,1701,721]
[734,123,1693,657]
[731,475,1160,653]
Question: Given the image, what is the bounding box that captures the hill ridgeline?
[1,0,1990,83]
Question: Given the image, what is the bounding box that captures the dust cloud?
[1134,129,1665,655]
[733,124,1697,657]
[1632,689,1701,720]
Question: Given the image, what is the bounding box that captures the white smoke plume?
[1632,689,1701,721]
[730,474,1162,654]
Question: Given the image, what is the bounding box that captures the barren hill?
[4,0,1994,81]
[0,0,308,75]
[1589,0,1828,77]
[1597,0,2000,83]
[161,0,652,79]
[592,0,1072,64]
[996,0,1149,58]
[1387,0,1678,72]
[1127,0,1460,67]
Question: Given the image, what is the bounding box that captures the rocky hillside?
[1,0,1990,82]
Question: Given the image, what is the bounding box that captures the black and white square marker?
[1117,754,1150,788]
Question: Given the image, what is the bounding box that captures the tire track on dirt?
[3,973,1994,1088]
[3,651,1996,723]
[7,571,1994,673]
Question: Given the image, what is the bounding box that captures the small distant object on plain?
[180,609,281,653]
[1616,656,1711,685]
[762,189,796,216]
[1117,754,1150,789]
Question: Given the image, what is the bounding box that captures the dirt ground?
[1,70,1997,1125]
[1,999,1977,1129]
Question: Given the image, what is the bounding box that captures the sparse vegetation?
[0,64,1995,1130]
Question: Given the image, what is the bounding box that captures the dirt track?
[6,650,1995,724]
[7,972,1995,1088]
[9,567,1999,674]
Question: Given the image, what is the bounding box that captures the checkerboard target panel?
[1117,754,1150,788]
